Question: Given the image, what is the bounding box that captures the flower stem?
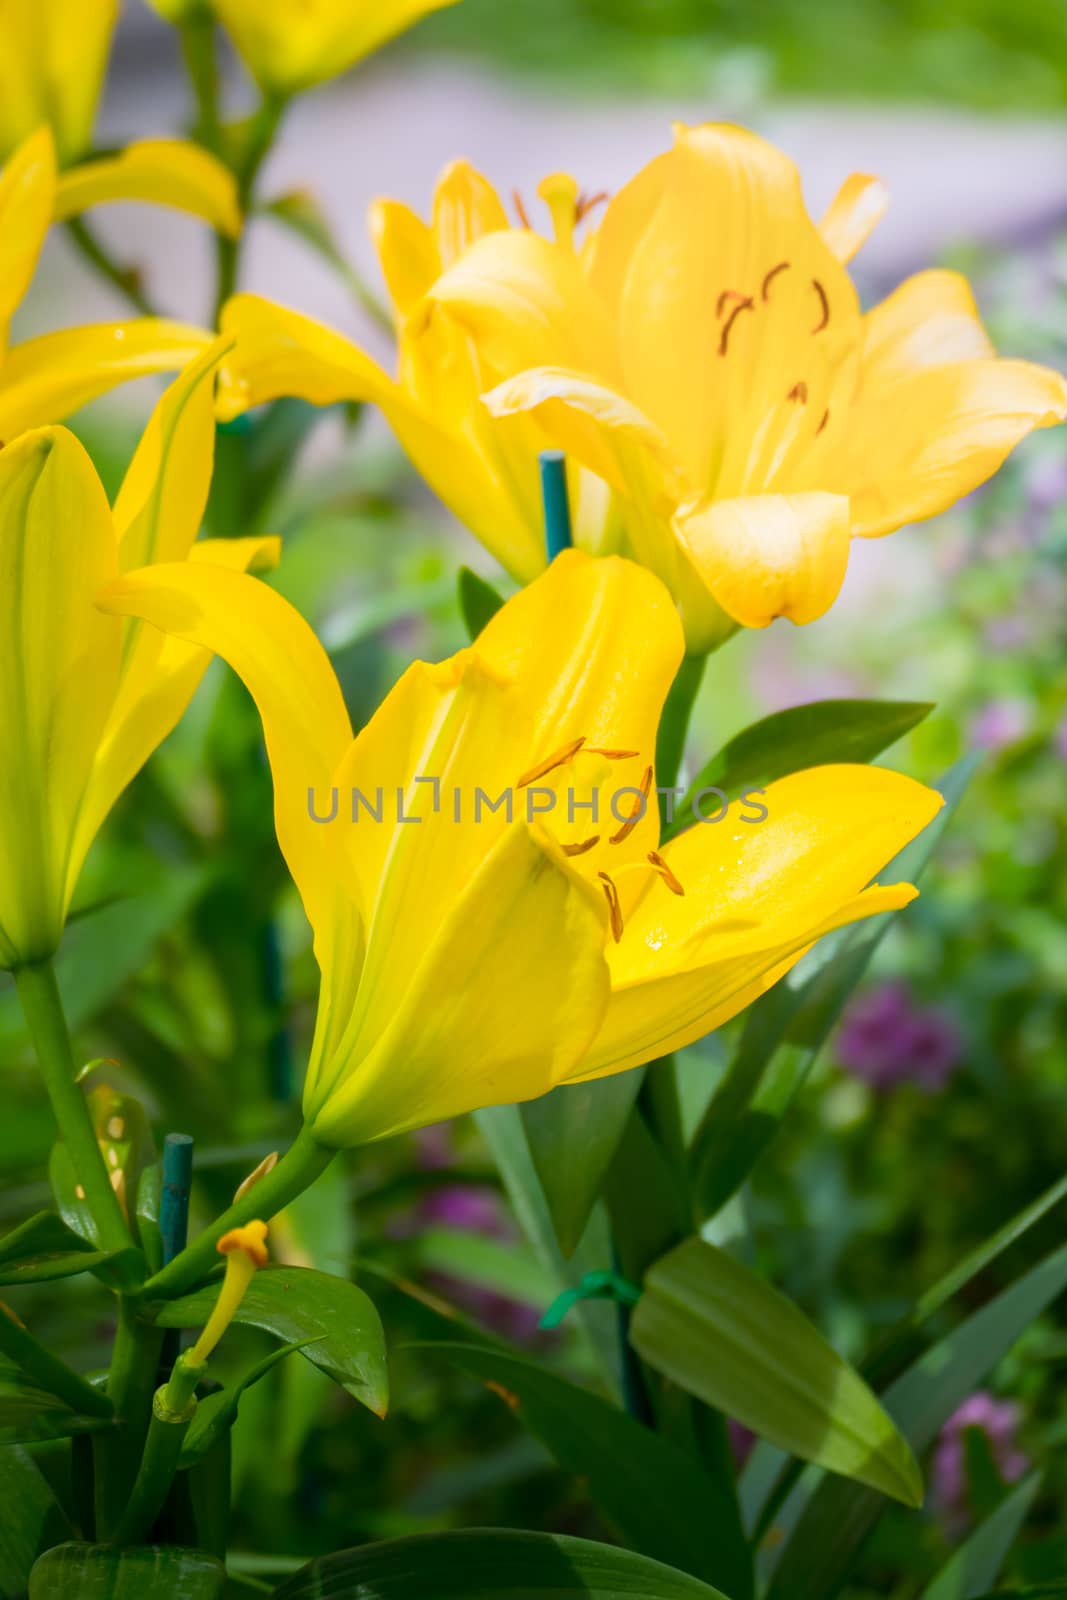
[212,93,287,323]
[178,6,222,153]
[14,961,131,1255]
[108,1385,197,1546]
[138,1126,334,1301]
[64,217,158,317]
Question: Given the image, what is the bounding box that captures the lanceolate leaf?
[272,1529,731,1600]
[521,1071,645,1260]
[0,1366,114,1447]
[667,698,933,839]
[179,1339,318,1467]
[630,1238,922,1508]
[0,1447,73,1596]
[28,1543,226,1599]
[766,1240,1067,1600]
[458,565,505,640]
[154,1265,388,1417]
[922,1472,1042,1600]
[0,1211,121,1286]
[423,1341,753,1599]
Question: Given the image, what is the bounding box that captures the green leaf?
[0,1211,118,1285]
[424,1342,752,1598]
[0,1447,73,1598]
[28,1543,226,1599]
[521,1073,645,1260]
[766,1240,1067,1600]
[412,1227,557,1306]
[630,1238,921,1508]
[689,756,974,1219]
[667,698,933,839]
[154,1265,388,1417]
[179,1338,318,1467]
[458,565,505,640]
[0,1365,113,1446]
[272,1529,731,1600]
[475,1105,623,1395]
[922,1472,1042,1600]
[46,1145,145,1291]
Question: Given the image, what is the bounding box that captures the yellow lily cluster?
[216,124,1067,651]
[0,341,277,970]
[102,552,942,1146]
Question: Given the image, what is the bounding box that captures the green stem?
[0,1307,113,1418]
[15,962,131,1255]
[64,218,157,317]
[109,1387,196,1546]
[178,6,222,153]
[95,1300,165,1538]
[139,1126,334,1301]
[213,93,287,322]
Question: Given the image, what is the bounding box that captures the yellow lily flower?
[208,0,462,97]
[0,0,117,164]
[0,128,232,437]
[422,123,1067,648]
[215,161,616,582]
[100,551,942,1146]
[0,339,279,970]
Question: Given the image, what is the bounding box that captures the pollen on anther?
[811,279,830,334]
[584,746,639,760]
[718,297,754,355]
[762,260,790,300]
[598,871,625,942]
[563,834,600,857]
[786,381,808,404]
[609,765,653,845]
[816,407,830,435]
[516,736,586,788]
[648,849,685,896]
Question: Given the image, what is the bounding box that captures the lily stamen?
[811,278,830,333]
[563,834,600,857]
[576,190,609,222]
[512,189,532,229]
[516,735,586,788]
[787,381,808,404]
[718,297,755,356]
[597,871,624,942]
[648,850,686,896]
[762,260,790,300]
[584,746,639,760]
[609,764,653,845]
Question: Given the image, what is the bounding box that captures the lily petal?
[844,356,1067,538]
[860,269,995,375]
[53,139,241,236]
[0,429,118,965]
[818,173,888,263]
[676,491,852,628]
[308,820,611,1146]
[575,764,942,1078]
[0,320,212,438]
[213,0,460,95]
[431,159,510,268]
[0,127,55,348]
[370,198,441,318]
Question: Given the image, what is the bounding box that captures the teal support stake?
[540,449,573,559]
[160,1132,194,1266]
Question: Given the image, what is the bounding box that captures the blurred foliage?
[419,0,1067,108]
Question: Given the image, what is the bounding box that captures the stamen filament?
[516,736,586,788]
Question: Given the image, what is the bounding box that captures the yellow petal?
[424,226,618,384]
[369,198,441,318]
[0,127,56,348]
[0,0,117,165]
[0,429,119,967]
[861,270,995,376]
[213,0,461,94]
[219,293,548,583]
[844,357,1067,538]
[575,764,943,1078]
[432,160,510,268]
[676,491,852,628]
[308,820,611,1146]
[586,123,859,492]
[818,173,888,263]
[54,139,241,237]
[70,533,281,896]
[0,320,212,438]
[484,365,730,651]
[97,560,354,953]
[114,337,232,573]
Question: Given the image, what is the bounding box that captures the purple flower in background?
[971,697,1032,752]
[932,1392,1030,1534]
[1025,452,1067,515]
[836,981,963,1092]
